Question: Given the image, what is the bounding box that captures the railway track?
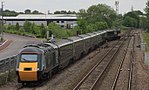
[73,32,129,90]
[16,31,131,90]
[111,32,135,90]
[16,78,50,90]
[91,31,136,90]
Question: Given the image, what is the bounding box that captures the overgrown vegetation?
[143,32,149,52]
[142,1,149,31]
[4,4,119,39]
[4,2,148,39]
[77,4,117,33]
[2,9,43,16]
[4,21,79,39]
[122,11,143,28]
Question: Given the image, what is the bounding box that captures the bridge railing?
[0,55,17,85]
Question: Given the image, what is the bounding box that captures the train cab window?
[21,54,38,62]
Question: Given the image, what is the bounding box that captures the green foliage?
[77,3,116,32]
[5,22,78,39]
[5,21,47,38]
[140,16,148,30]
[7,23,15,30]
[48,23,69,38]
[31,23,40,36]
[24,9,31,14]
[144,1,149,31]
[54,10,76,14]
[23,21,32,32]
[143,32,149,52]
[2,9,18,16]
[145,1,149,15]
[32,10,39,14]
[40,23,47,38]
[122,16,137,27]
[15,23,20,31]
[95,22,108,30]
[122,10,143,28]
[77,19,87,33]
[86,24,97,33]
[48,22,61,30]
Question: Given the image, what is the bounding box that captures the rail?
[111,36,131,90]
[128,35,135,90]
[111,34,135,90]
[73,33,128,90]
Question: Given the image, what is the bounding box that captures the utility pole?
[0,1,4,41]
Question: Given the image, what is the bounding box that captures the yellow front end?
[18,62,38,81]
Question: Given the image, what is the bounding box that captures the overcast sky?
[1,0,147,14]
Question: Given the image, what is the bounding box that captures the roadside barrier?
[0,55,17,85]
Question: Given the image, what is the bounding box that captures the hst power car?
[16,29,120,85]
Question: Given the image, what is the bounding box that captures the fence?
[0,55,17,85]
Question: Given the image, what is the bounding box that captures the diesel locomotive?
[16,29,120,84]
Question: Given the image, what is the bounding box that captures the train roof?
[106,29,115,32]
[20,47,44,54]
[21,30,113,52]
[53,38,73,47]
[44,43,58,49]
[23,43,56,52]
[96,30,107,34]
[86,32,98,37]
[68,36,83,43]
[78,34,91,39]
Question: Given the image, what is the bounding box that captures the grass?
[0,69,16,86]
[142,31,149,52]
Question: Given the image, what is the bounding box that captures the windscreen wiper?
[21,58,30,62]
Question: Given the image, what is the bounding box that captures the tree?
[15,22,20,31]
[3,9,18,16]
[32,10,40,14]
[25,9,31,14]
[140,16,148,29]
[54,11,61,14]
[23,21,32,32]
[144,1,149,31]
[123,10,143,28]
[95,22,108,30]
[77,19,87,33]
[86,24,97,33]
[77,4,116,32]
[48,22,68,38]
[40,23,47,38]
[31,23,41,37]
[145,1,149,15]
[54,10,76,14]
[122,16,137,27]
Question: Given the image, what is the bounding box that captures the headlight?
[17,68,22,71]
[34,68,39,71]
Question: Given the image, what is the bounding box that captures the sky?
[0,0,148,14]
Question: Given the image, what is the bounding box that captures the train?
[16,29,120,85]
